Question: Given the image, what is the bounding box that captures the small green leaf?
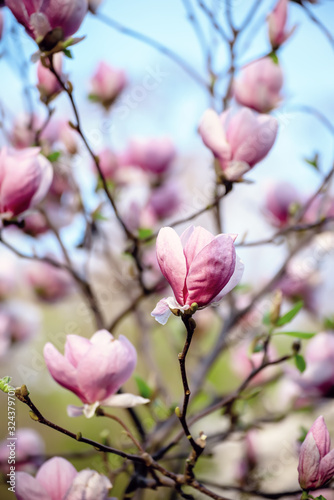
[0,376,14,393]
[295,354,306,373]
[138,228,153,240]
[276,301,304,327]
[262,311,271,326]
[253,343,264,353]
[324,316,334,330]
[134,375,153,400]
[88,93,100,103]
[47,151,61,163]
[314,496,327,500]
[297,426,308,444]
[92,211,108,221]
[63,48,73,59]
[304,153,320,171]
[274,331,315,339]
[269,51,279,64]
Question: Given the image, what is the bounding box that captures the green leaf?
[314,496,327,500]
[295,354,306,373]
[138,228,153,240]
[134,375,153,400]
[276,301,304,327]
[262,311,271,326]
[253,343,264,353]
[63,48,73,59]
[0,376,14,393]
[88,93,100,103]
[274,331,316,339]
[269,51,279,65]
[92,212,108,221]
[47,151,61,163]
[304,153,320,172]
[324,316,334,330]
[297,426,308,444]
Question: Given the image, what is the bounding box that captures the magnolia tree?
[0,0,334,499]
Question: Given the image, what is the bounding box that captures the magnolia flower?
[5,0,88,41]
[90,61,126,109]
[37,53,64,103]
[44,329,149,418]
[123,137,176,175]
[15,457,112,500]
[95,148,119,180]
[234,57,283,113]
[298,416,334,490]
[0,147,53,219]
[199,107,278,181]
[25,260,73,302]
[267,0,295,49]
[264,181,301,227]
[0,428,44,473]
[151,226,244,325]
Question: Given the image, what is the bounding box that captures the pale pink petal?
[182,226,215,270]
[312,416,331,458]
[64,335,91,368]
[76,336,136,403]
[43,343,85,402]
[64,469,112,500]
[151,298,173,325]
[101,393,150,408]
[90,329,114,345]
[186,234,236,306]
[29,154,53,207]
[199,109,231,163]
[36,457,77,500]
[299,433,321,488]
[156,227,187,304]
[210,254,244,304]
[67,405,85,417]
[16,472,51,500]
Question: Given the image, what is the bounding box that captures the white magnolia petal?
[101,393,150,408]
[83,402,100,419]
[67,405,84,417]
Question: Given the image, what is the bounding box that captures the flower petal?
[151,298,173,325]
[186,234,236,307]
[156,227,187,304]
[211,254,244,304]
[101,393,150,408]
[182,226,215,270]
[36,457,77,500]
[16,472,51,500]
[43,343,85,402]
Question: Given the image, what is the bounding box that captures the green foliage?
[134,375,153,400]
[276,301,304,326]
[295,354,306,373]
[0,376,14,393]
[138,228,153,240]
[274,331,315,339]
[47,151,61,163]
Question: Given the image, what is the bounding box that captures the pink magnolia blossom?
[151,226,244,325]
[25,260,73,302]
[0,147,53,219]
[90,62,126,108]
[298,416,334,490]
[234,57,283,113]
[148,182,181,220]
[124,137,176,175]
[44,329,149,418]
[15,456,112,500]
[0,9,4,40]
[267,0,295,49]
[303,194,334,224]
[199,107,278,181]
[0,428,44,473]
[37,53,64,103]
[96,148,119,180]
[264,181,301,227]
[5,0,88,41]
